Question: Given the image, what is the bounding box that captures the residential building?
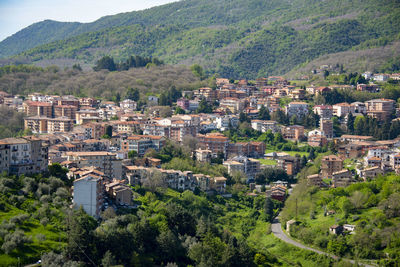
[313,105,333,120]
[73,174,104,218]
[198,133,230,157]
[357,84,379,93]
[321,155,343,179]
[215,115,239,131]
[66,151,122,179]
[195,149,212,163]
[23,101,53,117]
[277,156,301,176]
[225,156,260,177]
[332,169,353,187]
[0,137,48,176]
[285,102,309,118]
[220,97,246,113]
[307,174,324,187]
[251,120,280,133]
[282,125,305,141]
[54,105,77,120]
[333,103,354,117]
[47,117,74,133]
[359,166,384,181]
[105,181,133,206]
[308,131,328,147]
[121,135,165,157]
[119,99,137,110]
[24,116,48,133]
[211,177,227,193]
[320,119,333,138]
[340,135,373,143]
[365,98,395,121]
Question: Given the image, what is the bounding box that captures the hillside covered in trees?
[281,174,400,265]
[1,0,400,78]
[0,64,206,100]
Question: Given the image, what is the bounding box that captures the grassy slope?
[0,206,66,266]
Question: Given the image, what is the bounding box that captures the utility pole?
[295,198,298,221]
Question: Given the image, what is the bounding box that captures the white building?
[286,102,309,118]
[120,99,137,110]
[73,174,103,218]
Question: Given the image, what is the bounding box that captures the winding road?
[271,217,375,267]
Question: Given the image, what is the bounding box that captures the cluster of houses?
[1,72,400,218]
[307,134,400,189]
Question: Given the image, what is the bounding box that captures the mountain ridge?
[1,0,400,78]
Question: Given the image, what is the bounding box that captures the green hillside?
[1,0,400,78]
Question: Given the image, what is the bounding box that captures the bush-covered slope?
[281,174,400,265]
[1,0,400,78]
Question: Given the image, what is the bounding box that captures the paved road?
[271,217,375,267]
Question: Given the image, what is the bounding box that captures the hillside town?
[0,72,400,218]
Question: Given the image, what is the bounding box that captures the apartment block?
[23,101,53,117]
[47,117,74,133]
[285,102,309,118]
[73,174,104,218]
[0,137,48,176]
[121,135,165,157]
[282,125,305,141]
[197,133,230,157]
[54,105,77,120]
[66,151,122,179]
[321,155,343,178]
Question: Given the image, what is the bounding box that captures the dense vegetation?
[1,0,400,77]
[281,174,400,265]
[0,64,205,100]
[0,106,25,139]
[0,170,69,266]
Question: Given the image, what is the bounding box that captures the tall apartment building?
[285,102,309,118]
[24,116,48,133]
[66,151,122,179]
[282,125,305,141]
[121,135,165,157]
[320,119,333,138]
[54,105,77,120]
[73,174,104,218]
[23,101,53,117]
[321,155,343,178]
[197,133,230,157]
[313,105,333,120]
[47,117,74,133]
[365,98,395,121]
[0,137,48,176]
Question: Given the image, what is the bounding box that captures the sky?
[0,0,177,41]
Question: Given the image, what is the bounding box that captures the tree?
[190,64,205,80]
[102,250,117,267]
[175,106,185,114]
[347,113,355,134]
[264,197,274,222]
[93,56,117,71]
[126,88,140,101]
[106,125,113,138]
[239,112,250,123]
[128,150,138,160]
[48,163,68,181]
[258,105,270,120]
[65,208,98,263]
[197,98,212,113]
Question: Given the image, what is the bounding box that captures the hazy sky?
[0,0,177,41]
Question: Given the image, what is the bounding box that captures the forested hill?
[1,0,400,78]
